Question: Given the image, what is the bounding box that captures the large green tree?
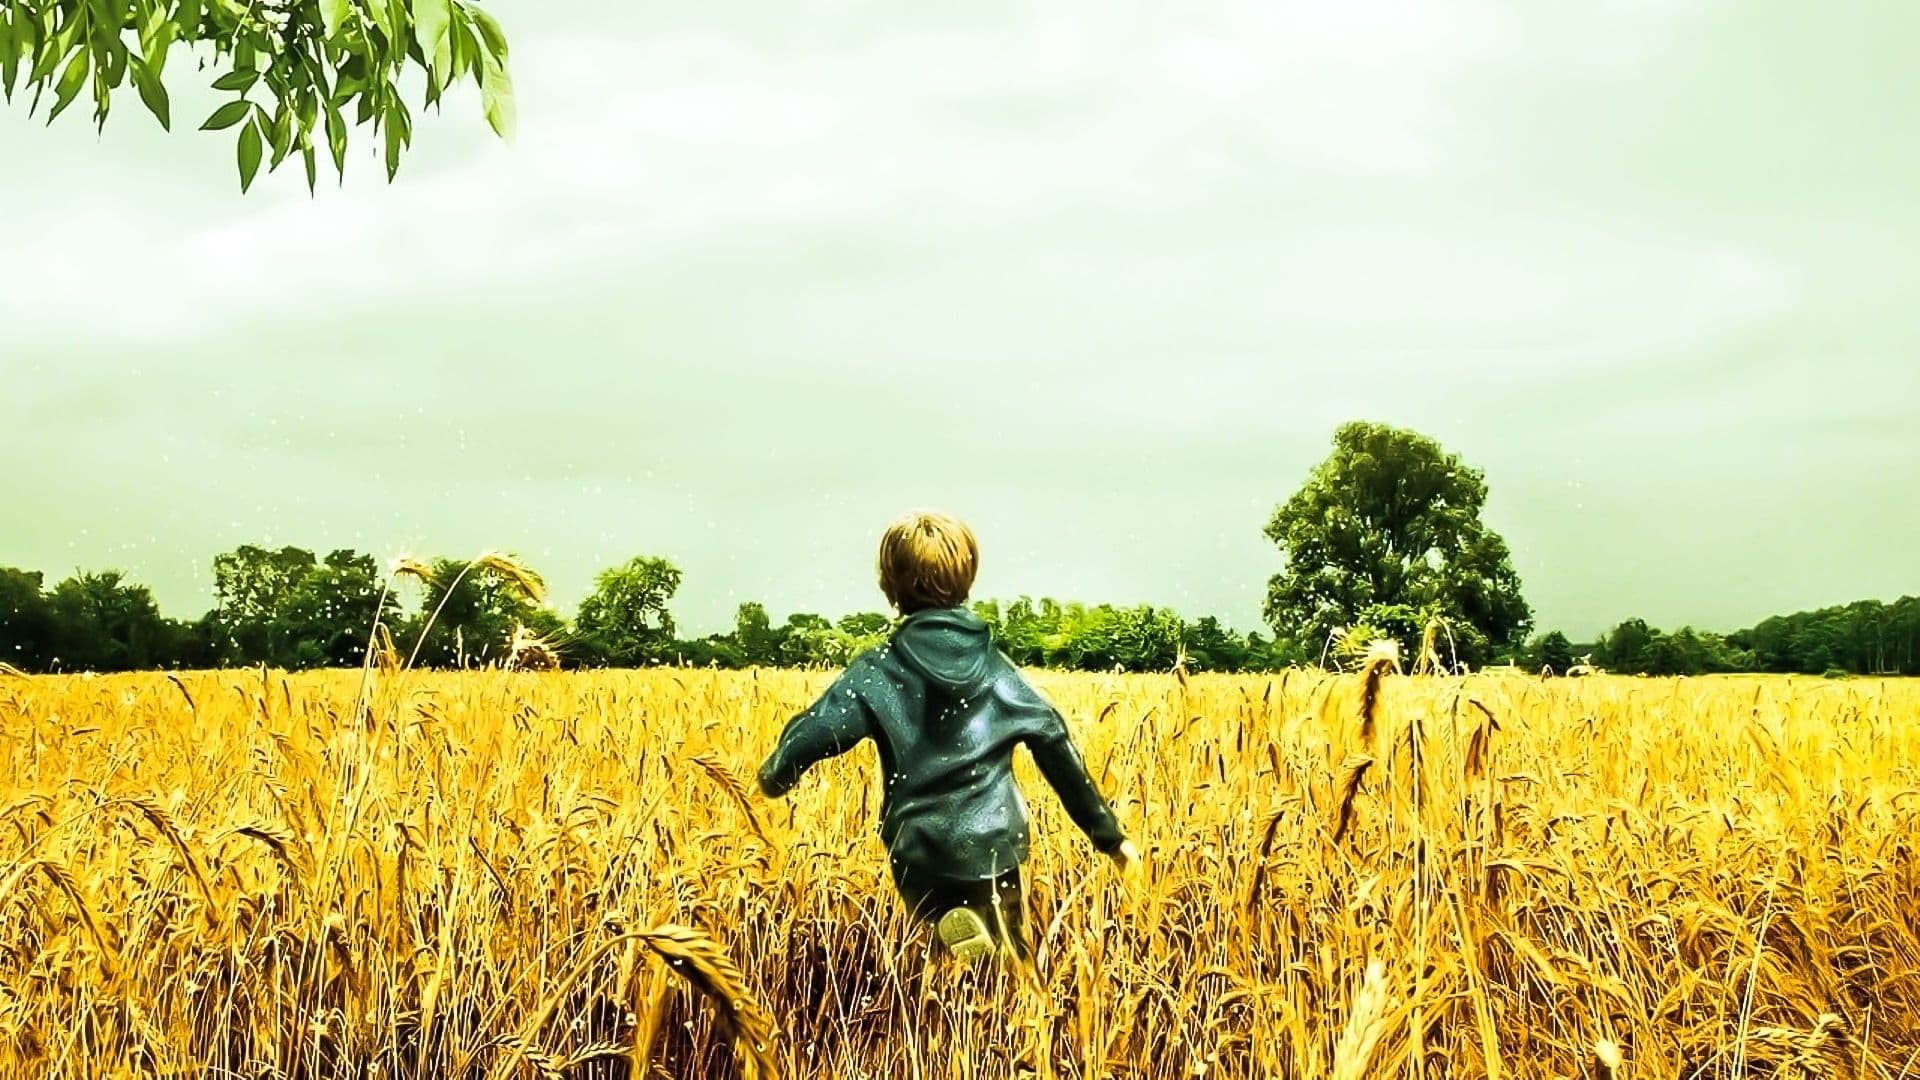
[2,0,512,190]
[729,601,782,666]
[1264,421,1532,667]
[210,543,316,662]
[271,549,396,667]
[208,545,395,667]
[574,555,682,667]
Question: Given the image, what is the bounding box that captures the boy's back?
[757,509,1133,962]
[759,605,1127,881]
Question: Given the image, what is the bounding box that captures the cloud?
[5,0,1530,350]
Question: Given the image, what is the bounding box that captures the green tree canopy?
[207,545,394,667]
[574,555,683,667]
[0,566,54,669]
[271,549,395,667]
[210,543,315,661]
[1532,630,1574,675]
[2,0,513,191]
[730,601,782,666]
[47,569,175,671]
[1264,421,1532,667]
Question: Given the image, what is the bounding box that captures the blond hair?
[878,510,979,613]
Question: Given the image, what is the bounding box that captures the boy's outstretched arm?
[758,677,871,798]
[1026,709,1130,857]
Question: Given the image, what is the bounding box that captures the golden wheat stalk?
[688,754,776,847]
[1414,618,1442,677]
[165,671,197,713]
[1331,753,1375,844]
[1330,958,1394,1080]
[1247,802,1290,911]
[473,551,549,605]
[218,818,310,878]
[119,797,218,912]
[32,859,113,962]
[492,1035,568,1080]
[1357,644,1398,742]
[636,924,780,1079]
[486,924,778,1080]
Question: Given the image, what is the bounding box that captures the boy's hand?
[1109,839,1141,875]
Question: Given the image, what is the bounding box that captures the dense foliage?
[1264,422,1532,667]
[2,543,1911,676]
[2,0,513,190]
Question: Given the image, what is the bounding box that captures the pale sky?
[2,0,1916,640]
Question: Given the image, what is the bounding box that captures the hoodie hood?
[891,606,994,693]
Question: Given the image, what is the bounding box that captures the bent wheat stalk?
[485,923,779,1080]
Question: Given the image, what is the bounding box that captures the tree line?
[1571,597,1920,677]
[0,544,1306,674]
[2,422,1910,677]
[1,544,1912,678]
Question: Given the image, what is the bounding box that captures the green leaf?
[89,68,108,131]
[296,87,318,137]
[296,53,330,101]
[135,0,163,54]
[383,113,401,180]
[325,101,347,176]
[268,103,293,167]
[130,56,168,130]
[302,142,317,195]
[448,14,475,81]
[415,0,451,80]
[176,0,203,36]
[479,51,513,139]
[0,12,17,103]
[5,10,38,102]
[47,47,88,122]
[103,39,127,87]
[200,99,250,130]
[211,68,257,92]
[31,18,76,84]
[140,15,175,77]
[237,115,263,192]
[365,0,392,44]
[319,0,350,42]
[469,4,508,60]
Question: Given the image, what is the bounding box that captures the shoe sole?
[937,908,996,963]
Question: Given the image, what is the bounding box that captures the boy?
[758,510,1138,963]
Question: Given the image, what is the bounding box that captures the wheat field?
[0,665,1914,1078]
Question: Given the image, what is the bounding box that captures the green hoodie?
[758,605,1127,881]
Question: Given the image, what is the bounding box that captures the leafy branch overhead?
[0,0,514,191]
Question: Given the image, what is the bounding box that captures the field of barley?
[0,665,1915,1079]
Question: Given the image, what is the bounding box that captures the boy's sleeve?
[758,672,872,798]
[1025,706,1128,854]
